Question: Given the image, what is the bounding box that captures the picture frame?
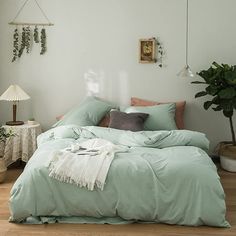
[139,38,157,63]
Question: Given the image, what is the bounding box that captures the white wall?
[0,0,236,152]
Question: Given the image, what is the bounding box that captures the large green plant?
[192,62,236,146]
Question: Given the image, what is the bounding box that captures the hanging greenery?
[25,26,31,53]
[156,38,165,68]
[40,28,46,55]
[33,26,39,43]
[12,25,48,61]
[18,27,26,58]
[12,28,19,62]
[9,0,53,62]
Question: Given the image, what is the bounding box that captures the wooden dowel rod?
[8,22,54,26]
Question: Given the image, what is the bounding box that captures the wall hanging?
[9,0,54,62]
[139,37,164,68]
[177,0,194,78]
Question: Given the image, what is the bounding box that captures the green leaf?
[223,110,233,118]
[225,70,236,85]
[204,101,212,110]
[195,91,208,98]
[211,96,220,105]
[233,98,236,109]
[212,61,221,68]
[205,85,218,95]
[212,105,222,111]
[218,87,236,99]
[191,81,206,84]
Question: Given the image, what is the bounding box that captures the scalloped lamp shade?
[0,84,30,101]
[0,85,30,126]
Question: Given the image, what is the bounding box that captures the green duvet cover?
[9,125,229,227]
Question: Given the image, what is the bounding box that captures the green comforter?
[9,125,229,227]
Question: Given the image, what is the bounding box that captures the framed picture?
[139,38,157,63]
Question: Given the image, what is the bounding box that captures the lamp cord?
[186,0,189,66]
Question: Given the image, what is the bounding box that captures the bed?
[9,125,229,227]
[9,96,229,226]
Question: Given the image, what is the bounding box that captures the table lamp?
[0,84,30,125]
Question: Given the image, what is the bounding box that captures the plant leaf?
[206,85,218,95]
[191,81,206,84]
[195,91,208,98]
[225,70,236,85]
[212,61,221,68]
[204,101,212,110]
[219,87,236,99]
[212,105,222,111]
[223,110,233,118]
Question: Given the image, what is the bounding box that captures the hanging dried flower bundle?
[40,28,46,55]
[18,27,26,58]
[33,26,39,43]
[12,28,19,62]
[11,25,47,62]
[25,26,31,53]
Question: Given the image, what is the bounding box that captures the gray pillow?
[109,110,149,131]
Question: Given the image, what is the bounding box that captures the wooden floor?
[0,168,235,236]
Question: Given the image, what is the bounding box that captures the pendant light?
[177,0,194,78]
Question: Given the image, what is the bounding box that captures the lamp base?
[6,121,24,126]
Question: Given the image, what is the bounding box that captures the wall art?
[139,37,164,67]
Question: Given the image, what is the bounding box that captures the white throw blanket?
[46,138,128,191]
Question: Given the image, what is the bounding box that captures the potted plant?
[28,118,36,125]
[192,61,236,172]
[0,127,15,183]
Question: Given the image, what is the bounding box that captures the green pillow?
[125,103,177,131]
[53,96,117,127]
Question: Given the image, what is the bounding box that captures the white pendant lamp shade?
[177,65,194,78]
[0,84,30,101]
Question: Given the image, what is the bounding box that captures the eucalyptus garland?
[40,28,47,55]
[12,25,48,61]
[12,28,19,62]
[18,27,26,58]
[25,26,31,53]
[33,26,39,43]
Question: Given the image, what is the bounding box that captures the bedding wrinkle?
[138,153,167,220]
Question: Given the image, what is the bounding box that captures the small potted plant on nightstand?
[192,61,236,172]
[28,118,36,125]
[0,127,15,183]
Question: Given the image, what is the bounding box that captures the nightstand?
[3,122,42,167]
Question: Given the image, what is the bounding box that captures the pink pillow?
[98,113,110,127]
[131,97,186,129]
[56,115,64,121]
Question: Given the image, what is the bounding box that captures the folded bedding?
[9,125,229,227]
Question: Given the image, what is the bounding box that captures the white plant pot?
[220,155,236,172]
[28,120,36,125]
